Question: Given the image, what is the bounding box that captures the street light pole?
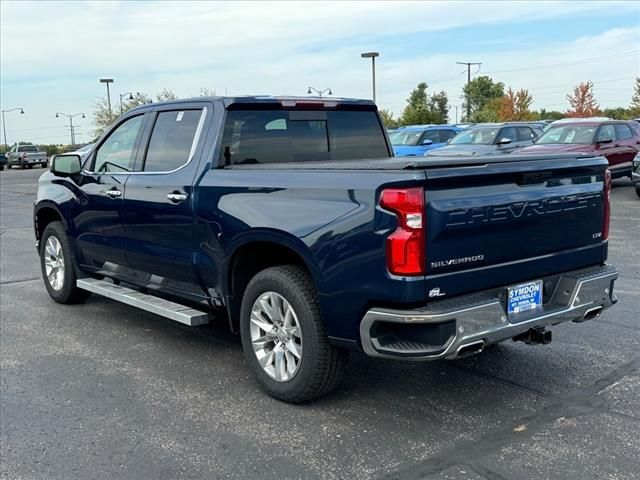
[99,78,114,117]
[361,51,380,103]
[119,92,134,115]
[1,107,25,150]
[307,87,332,97]
[56,112,85,146]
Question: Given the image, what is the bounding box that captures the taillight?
[380,187,425,276]
[603,169,611,240]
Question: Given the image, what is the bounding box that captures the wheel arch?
[224,230,322,333]
[34,202,68,245]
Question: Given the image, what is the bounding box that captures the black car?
[0,153,7,171]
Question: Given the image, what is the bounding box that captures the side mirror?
[421,139,433,146]
[596,137,613,145]
[51,154,82,177]
[497,137,512,145]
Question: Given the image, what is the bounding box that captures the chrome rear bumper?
[360,264,618,360]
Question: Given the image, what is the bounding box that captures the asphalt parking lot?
[1,167,638,480]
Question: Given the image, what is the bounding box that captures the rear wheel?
[40,221,91,304]
[635,184,640,198]
[240,265,347,403]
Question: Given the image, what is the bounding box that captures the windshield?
[74,143,94,154]
[17,145,38,153]
[535,125,596,144]
[449,127,499,145]
[389,130,422,146]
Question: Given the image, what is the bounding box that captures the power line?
[484,51,639,75]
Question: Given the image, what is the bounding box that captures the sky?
[1,0,639,145]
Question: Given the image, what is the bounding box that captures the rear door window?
[143,109,204,172]
[614,124,633,140]
[498,127,517,143]
[221,109,389,165]
[595,125,615,142]
[420,130,440,144]
[516,127,535,142]
[439,130,458,143]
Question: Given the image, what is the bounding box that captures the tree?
[602,107,633,120]
[401,82,430,125]
[156,88,178,102]
[630,77,640,116]
[427,90,449,124]
[498,88,534,121]
[400,83,450,125]
[537,109,565,121]
[378,109,399,129]
[198,87,216,97]
[462,76,504,122]
[93,89,178,137]
[566,81,600,118]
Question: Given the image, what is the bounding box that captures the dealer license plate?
[507,280,543,316]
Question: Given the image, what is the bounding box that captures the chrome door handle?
[167,192,188,203]
[105,189,122,198]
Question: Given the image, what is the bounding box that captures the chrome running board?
[76,278,209,326]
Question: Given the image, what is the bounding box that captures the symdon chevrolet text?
[34,96,618,402]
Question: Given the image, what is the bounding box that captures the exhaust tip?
[582,306,603,322]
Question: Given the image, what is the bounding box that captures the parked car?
[632,152,640,198]
[34,96,618,402]
[424,122,542,157]
[7,143,48,169]
[516,120,640,178]
[0,153,7,171]
[390,125,462,156]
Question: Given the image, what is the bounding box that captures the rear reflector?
[603,169,611,240]
[380,187,425,276]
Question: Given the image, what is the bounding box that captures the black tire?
[40,221,91,304]
[20,162,26,169]
[27,164,33,169]
[240,265,347,403]
[0,165,4,171]
[635,184,640,199]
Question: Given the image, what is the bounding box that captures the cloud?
[1,1,638,143]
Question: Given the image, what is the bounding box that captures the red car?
[517,120,640,178]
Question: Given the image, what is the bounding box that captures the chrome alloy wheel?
[44,236,65,291]
[250,291,303,382]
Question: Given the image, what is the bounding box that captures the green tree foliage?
[378,108,399,129]
[536,109,565,121]
[602,107,634,120]
[630,77,640,116]
[400,83,450,125]
[462,76,504,122]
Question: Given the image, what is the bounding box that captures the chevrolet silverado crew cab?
[35,96,618,402]
[8,143,48,169]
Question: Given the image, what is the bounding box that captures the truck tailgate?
[423,156,609,285]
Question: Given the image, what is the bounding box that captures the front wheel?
[240,265,347,403]
[40,221,91,304]
[635,184,640,199]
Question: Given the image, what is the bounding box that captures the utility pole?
[456,61,481,120]
[56,112,85,146]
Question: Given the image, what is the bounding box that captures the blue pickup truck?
[35,96,618,402]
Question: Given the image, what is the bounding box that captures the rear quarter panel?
[195,168,429,339]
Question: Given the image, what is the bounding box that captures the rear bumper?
[360,264,618,360]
